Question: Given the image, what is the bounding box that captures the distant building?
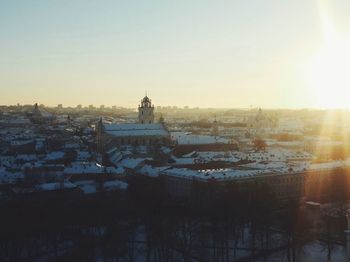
[246,108,278,131]
[161,167,305,199]
[138,95,154,124]
[211,117,219,136]
[27,103,55,124]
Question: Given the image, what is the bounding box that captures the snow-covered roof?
[103,180,128,190]
[309,161,345,170]
[107,148,123,164]
[44,151,65,161]
[245,148,313,162]
[0,168,24,184]
[0,118,31,125]
[10,139,34,146]
[104,123,168,137]
[16,154,38,162]
[119,158,146,169]
[163,168,272,182]
[35,182,76,191]
[241,161,309,173]
[173,157,196,165]
[171,132,229,145]
[139,165,170,177]
[74,180,96,194]
[76,151,91,161]
[73,179,128,194]
[64,163,123,174]
[173,151,240,165]
[195,151,240,163]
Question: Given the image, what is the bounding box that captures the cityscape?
[1,1,350,261]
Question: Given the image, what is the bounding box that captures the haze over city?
[3,1,350,261]
[1,0,350,108]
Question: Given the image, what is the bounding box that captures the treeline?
[0,175,347,261]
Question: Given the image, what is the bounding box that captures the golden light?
[304,5,350,109]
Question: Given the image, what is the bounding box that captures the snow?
[65,163,123,175]
[0,168,24,184]
[163,168,272,182]
[0,117,31,125]
[119,158,145,169]
[195,151,240,162]
[64,143,80,149]
[73,179,128,194]
[299,241,346,262]
[74,180,97,194]
[104,123,168,137]
[107,148,123,164]
[245,148,313,162]
[173,157,196,165]
[10,139,34,146]
[182,151,197,158]
[309,161,345,170]
[44,151,65,161]
[103,180,128,190]
[306,201,321,207]
[16,154,38,162]
[171,132,229,145]
[173,151,240,165]
[139,165,170,177]
[242,161,309,173]
[76,151,91,162]
[35,182,77,191]
[278,117,304,131]
[161,146,172,154]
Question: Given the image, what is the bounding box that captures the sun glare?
[304,6,350,109]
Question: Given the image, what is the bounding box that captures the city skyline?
[1,0,350,109]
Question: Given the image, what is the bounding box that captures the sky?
[1,0,350,109]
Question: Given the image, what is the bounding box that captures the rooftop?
[105,123,168,137]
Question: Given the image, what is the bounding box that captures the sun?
[304,6,350,109]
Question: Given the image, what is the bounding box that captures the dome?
[32,103,41,115]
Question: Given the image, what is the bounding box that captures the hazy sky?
[1,0,350,108]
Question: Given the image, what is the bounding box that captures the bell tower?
[138,94,155,124]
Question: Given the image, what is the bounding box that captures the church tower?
[96,118,105,154]
[138,95,155,124]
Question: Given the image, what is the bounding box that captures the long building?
[160,164,350,202]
